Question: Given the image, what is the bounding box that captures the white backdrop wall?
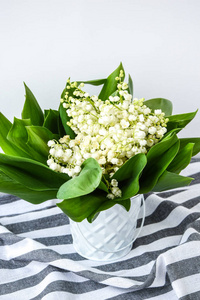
[0,0,200,154]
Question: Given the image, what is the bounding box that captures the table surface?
[0,159,200,300]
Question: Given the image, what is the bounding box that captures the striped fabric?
[0,159,200,300]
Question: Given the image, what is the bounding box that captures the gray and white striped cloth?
[0,159,200,300]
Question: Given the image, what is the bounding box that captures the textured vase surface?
[70,194,145,261]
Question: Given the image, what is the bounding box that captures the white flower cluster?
[47,72,168,199]
[107,179,122,199]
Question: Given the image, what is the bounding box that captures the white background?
[0,0,200,150]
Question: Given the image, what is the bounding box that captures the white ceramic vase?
[70,194,145,261]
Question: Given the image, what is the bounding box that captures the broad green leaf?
[59,103,76,139]
[60,82,77,138]
[167,110,198,132]
[87,199,116,223]
[98,62,125,101]
[161,128,182,140]
[113,153,146,181]
[179,138,200,157]
[43,109,60,134]
[7,118,49,163]
[57,192,106,222]
[57,114,66,137]
[139,134,180,194]
[144,98,173,116]
[26,126,58,163]
[22,83,44,125]
[113,153,147,200]
[167,143,194,174]
[119,198,131,212]
[7,117,31,154]
[153,171,193,192]
[0,153,69,191]
[98,180,109,193]
[0,112,30,158]
[128,74,134,96]
[87,198,131,223]
[0,170,57,204]
[57,158,102,200]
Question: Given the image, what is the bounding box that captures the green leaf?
[57,115,66,137]
[98,180,109,193]
[57,192,106,222]
[179,138,200,157]
[43,109,60,134]
[98,62,125,101]
[139,134,180,194]
[162,128,182,140]
[113,153,147,200]
[167,110,198,132]
[167,143,194,174]
[153,171,193,192]
[88,200,117,222]
[60,82,77,139]
[22,83,44,126]
[0,170,57,204]
[119,198,131,211]
[7,117,31,152]
[87,198,131,223]
[26,126,58,163]
[144,98,173,116]
[7,118,50,164]
[59,103,76,139]
[57,158,102,200]
[0,153,69,191]
[0,112,30,158]
[128,74,134,96]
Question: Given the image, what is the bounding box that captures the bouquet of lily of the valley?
[0,63,200,222]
